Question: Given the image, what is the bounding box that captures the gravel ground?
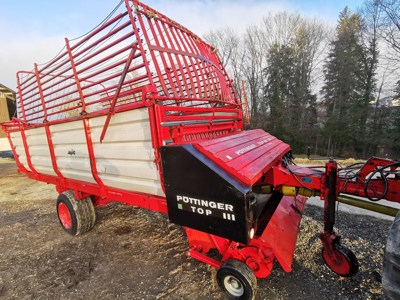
[0,158,394,299]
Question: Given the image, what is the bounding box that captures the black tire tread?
[322,243,359,277]
[59,190,96,235]
[383,210,400,300]
[217,259,257,300]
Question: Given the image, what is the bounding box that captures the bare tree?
[241,26,264,123]
[205,12,328,153]
[261,12,327,152]
[203,27,244,100]
[260,13,327,95]
[373,0,400,63]
[203,27,240,67]
[261,12,302,48]
[359,1,380,157]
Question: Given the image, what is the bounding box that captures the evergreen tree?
[263,38,318,153]
[263,43,293,138]
[388,81,400,158]
[321,7,367,157]
[395,80,400,98]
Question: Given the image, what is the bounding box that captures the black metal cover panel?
[160,144,252,244]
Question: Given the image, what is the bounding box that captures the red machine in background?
[1,1,399,299]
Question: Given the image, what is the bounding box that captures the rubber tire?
[56,190,96,236]
[322,244,359,277]
[217,259,257,300]
[382,210,400,300]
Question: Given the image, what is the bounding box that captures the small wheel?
[382,209,400,300]
[217,259,257,300]
[56,190,96,236]
[322,244,359,277]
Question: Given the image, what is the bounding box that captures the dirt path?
[0,159,391,299]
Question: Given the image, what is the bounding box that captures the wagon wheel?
[216,259,257,300]
[322,244,359,277]
[56,190,96,236]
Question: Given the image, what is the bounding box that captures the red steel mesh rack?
[15,0,240,126]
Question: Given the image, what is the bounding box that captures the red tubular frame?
[267,158,400,204]
[5,1,399,290]
[3,0,243,228]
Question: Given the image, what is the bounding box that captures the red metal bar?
[169,25,195,97]
[146,16,179,97]
[125,0,155,87]
[148,104,165,193]
[196,43,215,99]
[160,20,190,97]
[134,2,205,45]
[82,118,105,189]
[179,32,209,99]
[10,98,147,130]
[37,63,72,90]
[20,128,39,178]
[30,57,71,94]
[34,64,48,122]
[72,18,131,59]
[29,71,110,101]
[152,18,182,97]
[148,95,240,105]
[65,38,87,114]
[24,110,46,119]
[84,84,145,106]
[133,8,168,95]
[338,157,400,202]
[70,12,127,51]
[5,131,30,174]
[153,104,166,148]
[100,43,138,143]
[188,248,221,269]
[16,0,240,125]
[16,72,28,123]
[80,64,147,91]
[77,43,139,76]
[39,102,80,117]
[44,125,65,182]
[31,68,145,117]
[14,163,167,214]
[78,55,137,82]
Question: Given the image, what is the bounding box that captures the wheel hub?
[58,202,72,230]
[224,275,244,297]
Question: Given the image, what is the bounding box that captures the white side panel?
[10,108,163,197]
[51,120,96,183]
[25,127,56,176]
[9,131,31,171]
[91,108,164,196]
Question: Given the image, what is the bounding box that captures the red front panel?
[194,129,291,185]
[259,195,307,272]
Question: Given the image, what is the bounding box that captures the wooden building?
[0,84,16,138]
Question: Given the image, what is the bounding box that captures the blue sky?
[0,0,365,90]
